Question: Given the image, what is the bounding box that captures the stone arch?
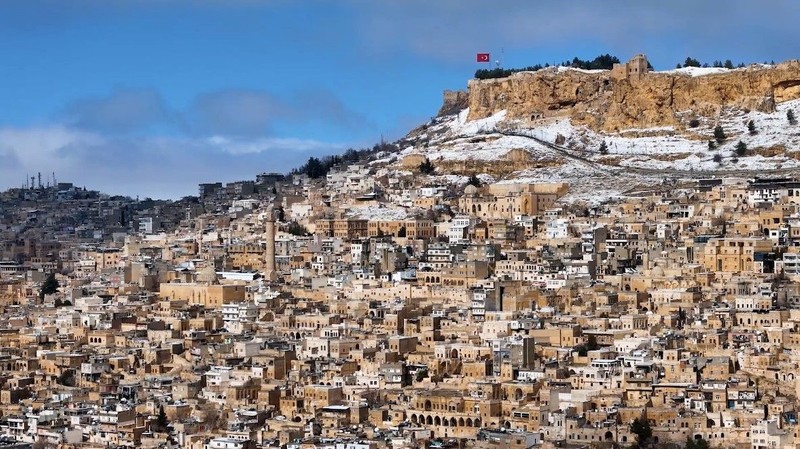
[426,416,433,425]
[604,431,614,441]
[424,400,432,411]
[475,418,481,427]
[459,418,465,427]
[450,417,457,427]
[514,388,524,400]
[466,418,473,427]
[434,416,441,426]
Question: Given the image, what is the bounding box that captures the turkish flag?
[476,53,490,63]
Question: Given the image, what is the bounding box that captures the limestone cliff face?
[464,61,800,132]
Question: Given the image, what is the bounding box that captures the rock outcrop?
[464,60,800,132]
[438,90,469,116]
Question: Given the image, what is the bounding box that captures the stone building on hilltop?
[611,53,650,81]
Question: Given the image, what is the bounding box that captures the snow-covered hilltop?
[388,57,800,204]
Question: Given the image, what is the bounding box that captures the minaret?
[264,209,277,281]
[196,218,205,256]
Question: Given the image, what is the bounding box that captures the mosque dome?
[197,264,219,284]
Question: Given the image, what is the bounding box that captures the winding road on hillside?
[492,128,800,179]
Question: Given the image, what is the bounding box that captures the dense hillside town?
[5,0,800,445]
[5,157,800,449]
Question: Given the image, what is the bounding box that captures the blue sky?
[1,0,799,198]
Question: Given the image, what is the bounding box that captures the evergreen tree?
[56,369,75,386]
[39,272,58,299]
[683,57,701,68]
[467,174,481,187]
[286,222,309,236]
[713,124,726,143]
[735,140,748,156]
[724,59,735,69]
[599,141,608,154]
[708,140,716,151]
[713,153,723,163]
[303,157,326,178]
[747,120,757,135]
[343,148,360,162]
[418,158,435,175]
[156,404,169,431]
[788,109,797,125]
[630,417,652,447]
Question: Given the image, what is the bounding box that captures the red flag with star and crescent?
[476,53,490,63]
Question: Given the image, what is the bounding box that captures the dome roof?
[197,264,219,284]
[464,184,478,195]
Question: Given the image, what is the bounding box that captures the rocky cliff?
[461,61,800,132]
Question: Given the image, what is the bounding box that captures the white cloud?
[0,125,102,171]
[207,135,345,155]
[0,126,343,198]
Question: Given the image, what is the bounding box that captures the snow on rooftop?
[346,205,408,221]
